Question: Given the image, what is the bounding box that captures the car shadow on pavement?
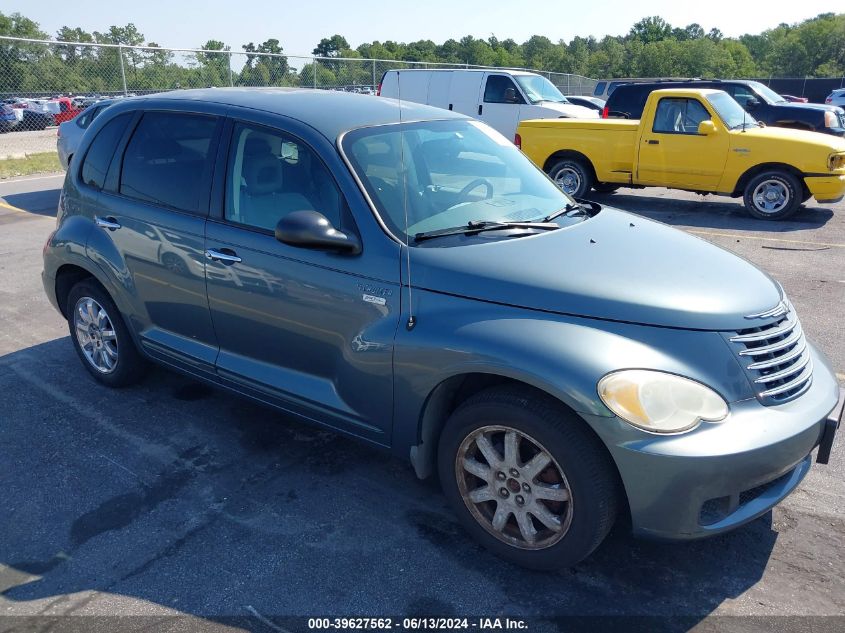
[2,188,61,217]
[591,190,835,233]
[0,338,778,629]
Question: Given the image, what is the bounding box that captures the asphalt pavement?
[0,174,843,632]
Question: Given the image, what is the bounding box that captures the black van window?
[119,112,218,214]
[80,113,132,190]
[484,75,523,104]
[593,81,606,97]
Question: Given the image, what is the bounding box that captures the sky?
[4,0,838,56]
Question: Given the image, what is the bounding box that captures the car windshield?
[342,119,583,242]
[748,81,787,104]
[514,75,568,104]
[707,92,758,130]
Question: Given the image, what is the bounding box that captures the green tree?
[629,16,672,44]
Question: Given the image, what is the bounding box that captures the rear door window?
[80,113,132,190]
[119,112,218,214]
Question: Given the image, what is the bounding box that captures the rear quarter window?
[80,113,133,190]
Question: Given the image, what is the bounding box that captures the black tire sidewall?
[548,159,593,199]
[438,389,617,570]
[743,171,802,220]
[66,280,146,387]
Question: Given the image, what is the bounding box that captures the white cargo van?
[378,69,597,140]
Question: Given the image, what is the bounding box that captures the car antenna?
[397,70,416,331]
[741,104,747,133]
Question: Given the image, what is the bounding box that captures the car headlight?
[598,370,728,434]
[823,110,839,128]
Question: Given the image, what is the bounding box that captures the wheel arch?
[732,162,809,199]
[542,150,597,180]
[411,372,619,482]
[54,263,101,318]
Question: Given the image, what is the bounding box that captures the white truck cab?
[378,69,597,140]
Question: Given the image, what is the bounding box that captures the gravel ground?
[0,128,59,159]
[0,176,843,633]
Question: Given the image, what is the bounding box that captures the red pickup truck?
[51,97,85,124]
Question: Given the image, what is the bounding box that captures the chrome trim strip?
[730,317,795,343]
[759,361,814,398]
[753,349,810,383]
[747,338,807,371]
[744,300,789,320]
[739,323,803,356]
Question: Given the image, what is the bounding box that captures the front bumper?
[804,174,845,203]
[584,344,841,540]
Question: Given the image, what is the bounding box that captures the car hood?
[410,208,782,330]
[736,125,845,152]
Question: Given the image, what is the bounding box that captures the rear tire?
[547,158,593,198]
[438,386,619,570]
[67,280,148,387]
[742,170,802,220]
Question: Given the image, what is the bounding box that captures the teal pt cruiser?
[42,88,843,569]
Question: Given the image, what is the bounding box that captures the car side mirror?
[697,120,717,135]
[745,97,760,110]
[275,210,361,255]
[504,87,519,104]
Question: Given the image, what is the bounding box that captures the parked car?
[518,88,845,219]
[379,69,597,140]
[0,104,18,132]
[592,77,697,100]
[564,95,605,112]
[57,99,113,169]
[51,96,86,125]
[604,80,845,137]
[19,108,53,131]
[43,88,843,570]
[826,88,845,107]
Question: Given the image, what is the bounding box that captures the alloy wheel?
[455,425,574,550]
[73,296,118,374]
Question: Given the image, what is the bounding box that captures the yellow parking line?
[687,229,845,249]
[0,200,26,214]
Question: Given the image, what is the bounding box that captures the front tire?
[547,158,593,198]
[67,280,148,387]
[438,386,619,570]
[742,170,802,220]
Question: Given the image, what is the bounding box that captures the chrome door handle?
[205,248,242,264]
[95,216,121,231]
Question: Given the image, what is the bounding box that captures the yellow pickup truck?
[517,88,845,219]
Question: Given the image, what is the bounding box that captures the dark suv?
[604,80,845,136]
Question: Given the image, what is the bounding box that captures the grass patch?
[0,152,62,179]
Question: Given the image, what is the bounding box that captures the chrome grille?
[728,303,813,404]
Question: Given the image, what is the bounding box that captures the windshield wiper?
[414,220,559,242]
[541,202,591,223]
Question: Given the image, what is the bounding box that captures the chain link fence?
[0,36,597,131]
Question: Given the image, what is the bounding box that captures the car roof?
[384,68,535,76]
[145,87,467,140]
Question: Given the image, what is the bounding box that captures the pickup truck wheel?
[592,183,619,194]
[438,386,618,570]
[548,159,593,198]
[743,171,802,220]
[67,280,148,387]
